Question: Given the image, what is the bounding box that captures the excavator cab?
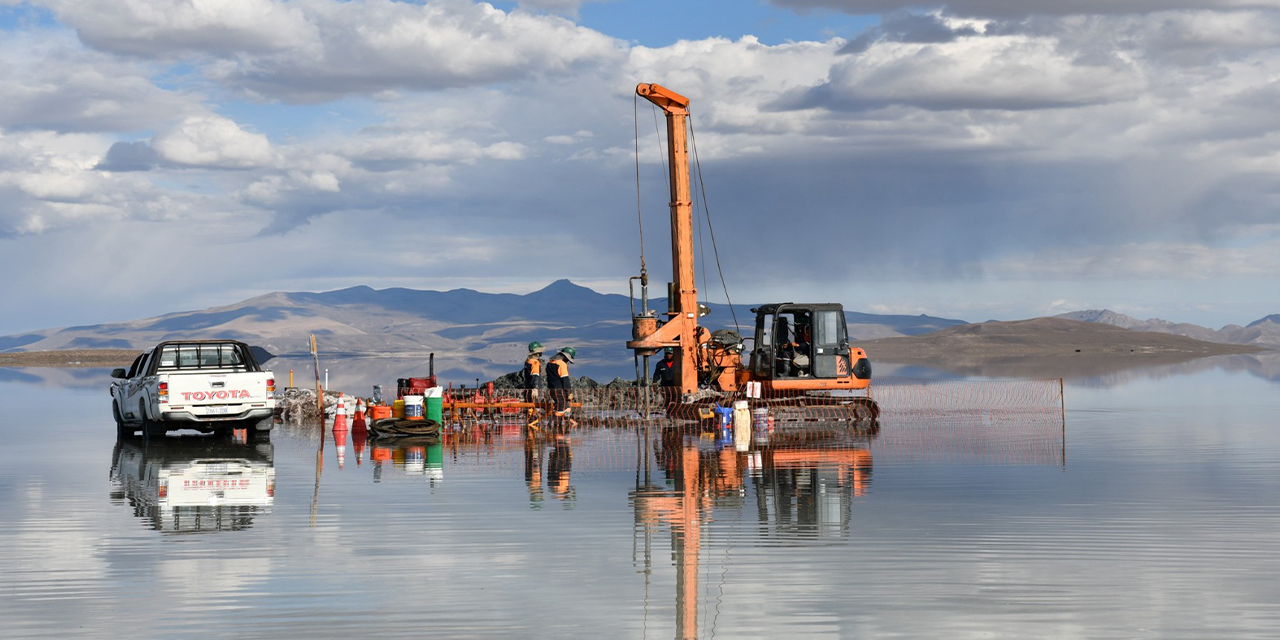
[748,303,869,385]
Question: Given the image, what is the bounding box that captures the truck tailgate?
[164,373,272,417]
[161,459,275,507]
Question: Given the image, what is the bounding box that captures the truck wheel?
[140,401,166,440]
[250,415,274,441]
[113,401,132,438]
[144,421,168,440]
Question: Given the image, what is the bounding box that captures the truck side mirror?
[110,368,127,379]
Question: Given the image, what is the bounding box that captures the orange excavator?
[626,83,878,420]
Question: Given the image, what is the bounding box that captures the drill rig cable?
[694,155,711,305]
[651,105,669,193]
[688,117,740,332]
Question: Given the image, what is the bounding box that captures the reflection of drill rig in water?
[631,425,874,638]
[626,83,878,422]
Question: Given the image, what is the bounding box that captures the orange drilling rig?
[626,83,878,420]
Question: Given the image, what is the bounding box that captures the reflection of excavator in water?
[626,83,878,421]
[632,425,874,638]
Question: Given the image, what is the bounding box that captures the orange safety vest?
[547,358,570,388]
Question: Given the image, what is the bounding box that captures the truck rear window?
[157,344,246,371]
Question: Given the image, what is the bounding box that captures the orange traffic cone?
[333,424,348,469]
[353,426,366,467]
[333,397,348,430]
[353,398,367,430]
[352,398,368,467]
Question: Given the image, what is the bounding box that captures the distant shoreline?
[0,350,137,368]
[859,318,1266,361]
[1,337,1266,372]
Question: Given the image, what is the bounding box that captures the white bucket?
[403,395,424,419]
[753,407,771,445]
[732,400,751,451]
[752,408,768,429]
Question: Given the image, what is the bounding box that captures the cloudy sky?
[3,0,1279,336]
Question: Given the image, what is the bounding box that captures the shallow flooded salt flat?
[1,365,1279,639]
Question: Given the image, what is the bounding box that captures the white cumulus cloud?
[151,115,275,168]
[0,130,190,235]
[0,30,196,133]
[803,33,1144,111]
[41,0,315,55]
[766,0,1280,19]
[38,0,627,102]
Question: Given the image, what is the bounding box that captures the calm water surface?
[1,363,1278,639]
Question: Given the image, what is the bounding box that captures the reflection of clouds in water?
[876,352,1280,389]
[12,483,106,576]
[1068,351,1280,389]
[1,483,111,626]
[0,368,45,384]
[156,557,273,595]
[1,370,1280,636]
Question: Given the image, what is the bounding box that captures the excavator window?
[753,306,845,379]
[811,309,849,378]
[772,312,813,378]
[814,310,846,347]
[752,311,775,377]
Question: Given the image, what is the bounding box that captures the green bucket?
[425,387,443,423]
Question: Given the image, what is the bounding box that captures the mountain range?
[1054,310,1280,348]
[1,281,1274,381]
[0,280,965,380]
[861,316,1262,380]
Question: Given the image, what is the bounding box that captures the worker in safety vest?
[547,433,574,502]
[546,347,576,417]
[523,341,544,402]
[524,435,544,505]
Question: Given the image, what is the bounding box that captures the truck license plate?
[207,407,230,415]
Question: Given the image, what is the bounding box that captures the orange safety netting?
[293,377,1066,470]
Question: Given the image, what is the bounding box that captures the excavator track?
[762,396,880,424]
[659,395,880,425]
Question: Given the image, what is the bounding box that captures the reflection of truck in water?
[110,437,275,534]
[110,340,275,439]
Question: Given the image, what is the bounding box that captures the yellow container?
[392,399,405,418]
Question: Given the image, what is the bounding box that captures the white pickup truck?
[111,340,276,439]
